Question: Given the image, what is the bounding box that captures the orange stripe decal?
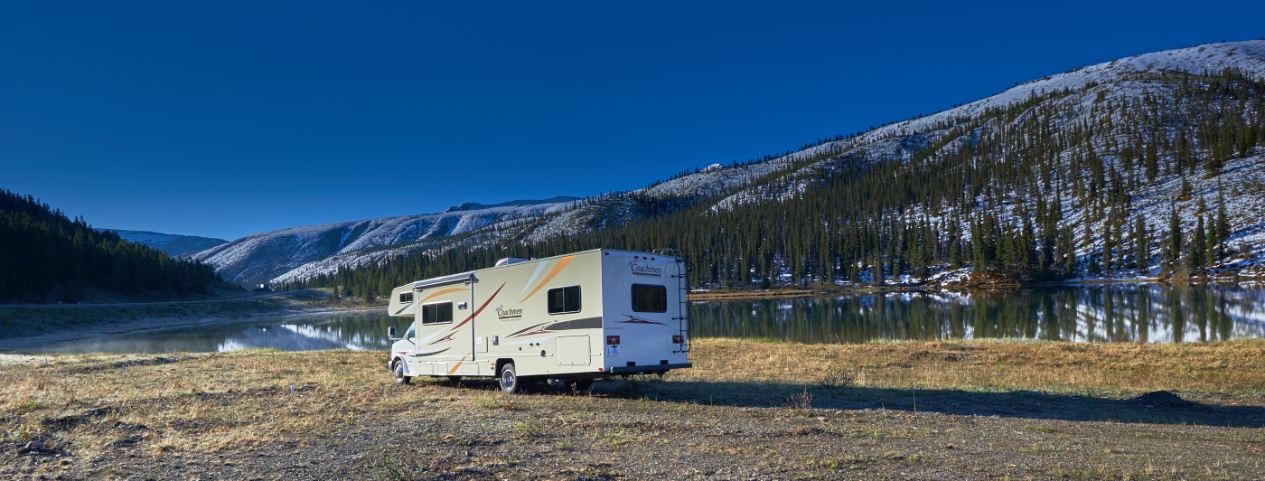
[448,283,505,332]
[448,355,468,375]
[421,286,468,303]
[521,255,574,303]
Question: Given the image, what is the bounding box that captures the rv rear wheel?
[499,363,520,394]
[392,359,411,385]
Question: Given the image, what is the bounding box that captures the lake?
[692,284,1265,343]
[10,311,399,355]
[10,284,1265,354]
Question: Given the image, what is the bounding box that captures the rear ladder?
[655,248,690,353]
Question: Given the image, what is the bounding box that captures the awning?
[412,272,478,290]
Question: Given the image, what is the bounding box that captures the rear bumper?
[608,362,692,374]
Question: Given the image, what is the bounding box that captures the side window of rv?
[547,286,581,314]
[632,284,667,313]
[421,301,454,325]
[399,292,413,303]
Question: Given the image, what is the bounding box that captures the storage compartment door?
[557,335,591,366]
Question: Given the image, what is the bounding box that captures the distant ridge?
[110,230,229,257]
[443,196,581,213]
[189,197,579,286]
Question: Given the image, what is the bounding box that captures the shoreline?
[688,274,1265,301]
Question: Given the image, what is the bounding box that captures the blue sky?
[3,1,1263,240]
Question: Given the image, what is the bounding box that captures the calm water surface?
[13,311,399,354]
[693,284,1265,343]
[11,284,1265,354]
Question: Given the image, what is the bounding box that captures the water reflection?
[690,284,1265,344]
[9,285,1264,354]
[12,311,412,354]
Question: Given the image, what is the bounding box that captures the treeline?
[286,68,1263,298]
[0,189,219,302]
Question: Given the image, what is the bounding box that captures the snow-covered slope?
[110,230,228,257]
[701,41,1265,207]
[628,42,1265,214]
[201,40,1265,287]
[862,41,1265,141]
[692,40,1265,272]
[192,198,577,286]
[628,40,1265,282]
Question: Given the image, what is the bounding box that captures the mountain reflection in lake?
[11,285,1264,354]
[690,284,1265,344]
[13,311,405,354]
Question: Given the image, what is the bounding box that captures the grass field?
[3,339,1264,479]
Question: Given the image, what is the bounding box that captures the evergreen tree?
[1058,225,1078,275]
[1132,215,1149,272]
[1144,143,1159,181]
[1110,221,1123,272]
[1164,209,1183,273]
[1102,217,1115,272]
[1189,215,1207,270]
[1178,177,1193,201]
[1214,200,1231,261]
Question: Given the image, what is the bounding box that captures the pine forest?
[0,189,219,302]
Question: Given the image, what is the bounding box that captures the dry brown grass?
[0,350,417,459]
[679,338,1265,395]
[3,338,1264,465]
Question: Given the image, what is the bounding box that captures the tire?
[499,363,520,394]
[392,359,411,385]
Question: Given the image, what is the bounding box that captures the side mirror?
[388,326,397,339]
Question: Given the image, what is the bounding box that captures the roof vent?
[495,257,528,267]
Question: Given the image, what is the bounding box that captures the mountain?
[191,197,580,287]
[205,40,1265,292]
[110,230,228,257]
[0,189,218,302]
[444,196,581,213]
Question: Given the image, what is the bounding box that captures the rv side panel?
[480,250,606,377]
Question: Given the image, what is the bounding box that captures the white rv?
[386,248,691,393]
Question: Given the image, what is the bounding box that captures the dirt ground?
[2,343,1264,480]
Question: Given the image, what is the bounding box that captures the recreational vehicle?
[386,248,691,393]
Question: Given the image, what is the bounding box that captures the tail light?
[672,334,684,344]
[606,335,621,345]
